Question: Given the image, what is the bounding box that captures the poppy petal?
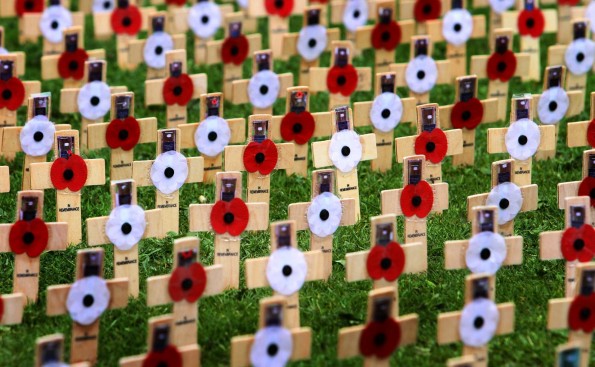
[9,219,50,258]
[486,50,517,82]
[451,98,484,130]
[414,129,448,163]
[221,36,249,65]
[163,74,194,106]
[227,198,250,236]
[265,0,294,17]
[400,181,434,218]
[3,77,26,111]
[561,225,595,263]
[587,120,595,148]
[578,176,595,208]
[414,0,441,22]
[568,294,595,333]
[326,64,358,96]
[280,111,315,145]
[110,5,142,35]
[517,9,545,38]
[371,21,401,51]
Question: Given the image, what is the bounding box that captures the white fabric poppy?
[194,115,231,157]
[42,362,69,367]
[459,298,500,347]
[105,204,147,251]
[329,129,363,173]
[266,247,307,296]
[343,0,368,32]
[442,9,473,46]
[250,326,293,367]
[188,1,222,39]
[405,55,438,94]
[369,92,403,132]
[486,182,523,225]
[248,70,280,109]
[465,231,507,275]
[565,38,595,76]
[20,116,56,157]
[489,0,515,14]
[587,2,595,34]
[236,0,248,9]
[297,24,328,62]
[307,192,343,238]
[143,31,174,69]
[77,81,111,121]
[0,47,8,55]
[93,0,115,12]
[39,5,73,44]
[66,276,110,326]
[150,151,189,195]
[537,87,569,125]
[504,118,541,161]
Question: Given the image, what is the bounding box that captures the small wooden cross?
[329,0,374,47]
[0,54,41,128]
[230,296,312,367]
[0,26,25,76]
[381,155,449,248]
[437,274,515,367]
[35,334,89,367]
[398,0,445,34]
[29,129,105,244]
[46,248,129,365]
[567,93,595,150]
[0,292,25,326]
[337,287,419,366]
[147,237,224,347]
[311,105,377,219]
[558,149,595,227]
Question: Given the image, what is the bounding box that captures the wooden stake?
[0,55,41,128]
[35,334,90,367]
[0,292,25,326]
[557,149,595,227]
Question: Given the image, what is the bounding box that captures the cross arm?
[501,9,558,34]
[145,73,207,106]
[230,73,293,104]
[9,52,25,76]
[1,124,70,153]
[487,125,556,154]
[246,202,269,230]
[83,159,107,186]
[547,45,567,66]
[355,67,372,91]
[24,81,41,105]
[29,162,54,189]
[381,188,403,216]
[245,256,269,289]
[539,230,563,260]
[287,202,310,230]
[444,235,523,269]
[547,297,571,330]
[128,34,186,66]
[120,345,199,367]
[354,97,417,128]
[186,156,205,184]
[557,181,580,209]
[395,129,464,163]
[87,118,158,150]
[47,222,69,251]
[311,140,332,168]
[432,183,450,212]
[188,204,214,232]
[427,15,486,42]
[46,279,128,315]
[566,121,590,147]
[0,293,25,325]
[87,209,163,246]
[41,49,106,81]
[231,327,311,367]
[224,143,295,171]
[355,21,415,49]
[132,160,155,187]
[439,98,500,129]
[308,67,330,92]
[313,112,332,138]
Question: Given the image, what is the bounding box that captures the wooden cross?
[230,296,312,367]
[35,334,89,367]
[558,149,595,227]
[87,91,158,180]
[381,155,449,248]
[337,287,419,366]
[329,0,374,47]
[86,179,165,298]
[311,105,377,219]
[0,0,57,18]
[132,128,204,234]
[0,54,41,128]
[79,0,108,13]
[46,248,129,365]
[0,26,25,76]
[567,93,595,150]
[437,274,515,367]
[29,129,105,244]
[146,237,224,347]
[398,0,445,34]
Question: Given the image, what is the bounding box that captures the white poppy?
[307,192,343,238]
[77,81,111,121]
[266,247,307,296]
[143,31,174,69]
[42,362,69,367]
[39,5,73,44]
[369,92,403,132]
[66,276,110,326]
[489,0,515,14]
[194,115,231,157]
[188,1,222,39]
[405,55,438,94]
[250,326,293,367]
[236,0,248,9]
[486,182,523,225]
[297,24,328,62]
[93,0,115,12]
[442,9,473,46]
[465,231,507,275]
[587,2,595,34]
[248,70,280,109]
[459,298,500,347]
[537,86,569,125]
[329,129,363,173]
[504,118,541,161]
[565,38,595,76]
[0,47,8,55]
[105,204,147,251]
[150,151,189,195]
[20,116,56,157]
[342,0,368,32]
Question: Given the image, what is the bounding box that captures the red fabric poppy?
[105,117,141,151]
[0,77,25,111]
[8,218,49,258]
[400,181,434,218]
[242,139,278,175]
[587,120,595,148]
[327,64,358,97]
[110,5,142,35]
[163,74,194,106]
[414,0,441,22]
[371,21,401,51]
[265,0,294,17]
[568,293,595,333]
[486,50,517,82]
[414,128,448,163]
[366,241,405,282]
[57,49,89,81]
[451,98,484,130]
[561,224,595,262]
[15,0,43,17]
[165,0,187,5]
[168,262,207,303]
[210,198,250,236]
[359,318,401,359]
[578,176,595,208]
[558,0,580,5]
[517,9,545,38]
[142,345,183,367]
[221,36,249,65]
[280,111,315,145]
[50,153,88,192]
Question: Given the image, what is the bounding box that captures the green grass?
[0,1,593,366]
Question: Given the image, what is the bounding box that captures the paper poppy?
[578,176,595,208]
[342,0,368,32]
[465,231,507,275]
[105,205,146,251]
[537,86,569,125]
[0,77,26,111]
[560,225,595,263]
[168,262,207,303]
[370,92,403,133]
[280,111,315,145]
[143,345,182,367]
[50,154,88,192]
[366,241,405,282]
[39,4,73,43]
[371,21,401,51]
[250,326,293,367]
[66,276,110,325]
[188,1,222,39]
[587,120,595,148]
[517,8,545,38]
[504,118,541,161]
[248,70,280,109]
[165,0,187,5]
[150,151,189,195]
[143,32,174,69]
[565,38,595,76]
[163,74,194,106]
[442,8,473,46]
[558,0,580,5]
[486,50,517,82]
[110,4,142,35]
[93,0,114,12]
[16,0,44,17]
[221,35,249,65]
[306,192,343,238]
[405,55,438,94]
[57,49,88,80]
[20,115,55,157]
[414,0,441,22]
[265,0,294,17]
[359,318,401,359]
[400,181,434,218]
[106,117,141,151]
[77,81,111,120]
[459,298,499,347]
[329,130,363,173]
[194,116,231,157]
[8,218,49,258]
[266,247,308,296]
[327,64,358,97]
[297,24,328,62]
[210,198,250,236]
[451,98,484,130]
[486,182,523,225]
[242,139,279,175]
[568,294,595,333]
[414,129,448,163]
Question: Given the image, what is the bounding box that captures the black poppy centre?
[497,61,507,72]
[224,212,235,224]
[230,45,239,56]
[548,101,557,112]
[353,10,360,18]
[122,16,132,27]
[118,128,129,141]
[574,238,585,252]
[22,231,34,245]
[319,209,329,221]
[590,188,595,199]
[255,152,265,164]
[425,141,436,152]
[259,85,269,95]
[480,248,491,260]
[90,96,100,106]
[103,1,111,10]
[308,39,317,48]
[577,52,585,63]
[374,332,387,346]
[518,135,528,146]
[164,167,175,179]
[381,31,390,42]
[411,195,422,207]
[208,131,218,142]
[292,122,303,133]
[474,316,484,329]
[417,70,426,80]
[181,278,193,291]
[282,265,292,276]
[267,343,279,357]
[25,1,35,10]
[173,86,183,96]
[499,198,510,210]
[51,20,59,30]
[33,131,44,142]
[83,294,95,307]
[63,169,74,181]
[453,23,462,32]
[461,110,471,121]
[202,15,209,24]
[423,4,432,14]
[121,222,132,235]
[155,46,163,55]
[341,146,351,156]
[580,307,592,321]
[381,109,391,119]
[380,257,392,270]
[525,18,535,29]
[69,60,79,71]
[337,75,346,86]
[2,90,11,100]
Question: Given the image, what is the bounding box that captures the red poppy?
[568,293,595,333]
[414,0,441,22]
[561,225,595,262]
[50,154,88,192]
[242,139,278,175]
[15,0,43,17]
[517,9,545,38]
[163,74,194,106]
[359,318,401,359]
[265,0,294,17]
[168,262,207,303]
[587,120,595,148]
[57,49,89,81]
[142,345,183,367]
[371,21,401,51]
[210,198,250,236]
[105,117,141,151]
[165,0,187,5]
[110,4,142,35]
[221,36,249,65]
[0,77,25,111]
[486,50,517,82]
[327,64,358,97]
[280,111,315,145]
[578,176,595,208]
[558,0,580,5]
[8,218,49,258]
[451,98,484,130]
[400,181,434,218]
[366,242,405,282]
[414,128,448,163]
